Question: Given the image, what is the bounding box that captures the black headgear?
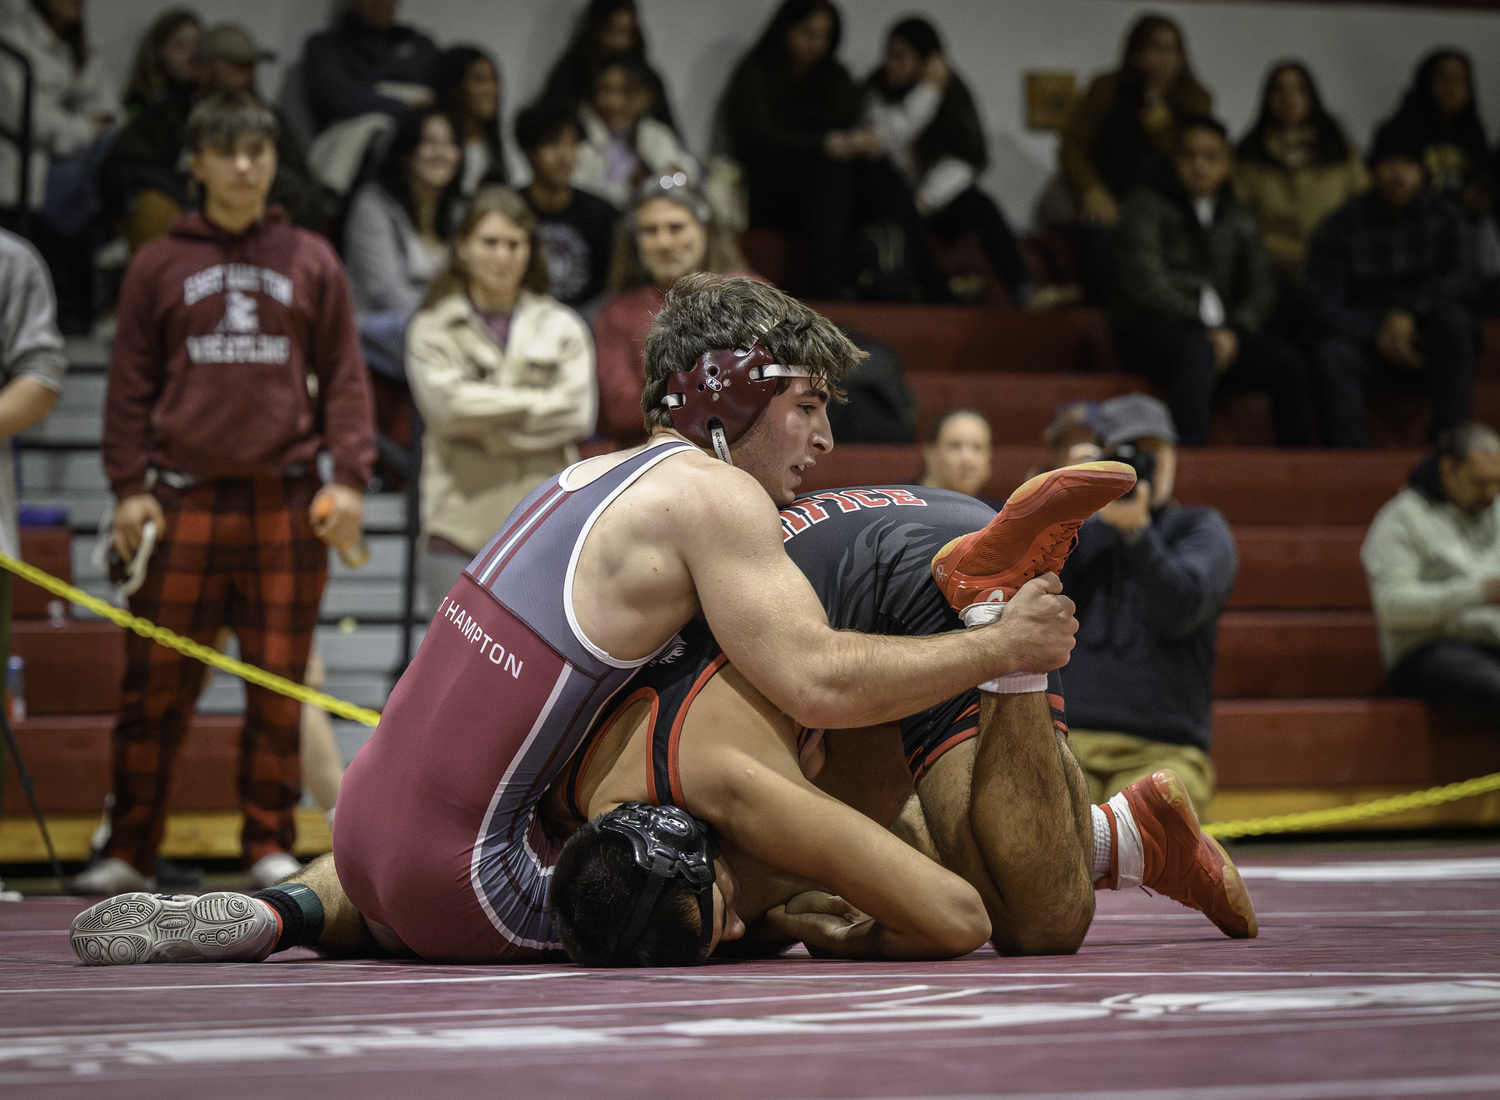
[598,802,719,965]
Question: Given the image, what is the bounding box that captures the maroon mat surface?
[4,845,1500,1099]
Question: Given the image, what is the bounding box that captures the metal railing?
[0,39,34,234]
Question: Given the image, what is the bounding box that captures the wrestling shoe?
[931,461,1136,614]
[70,891,278,965]
[1100,770,1257,939]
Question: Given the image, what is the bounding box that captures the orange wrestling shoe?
[1101,769,1258,939]
[930,461,1137,612]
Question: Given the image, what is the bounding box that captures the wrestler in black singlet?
[580,486,1067,802]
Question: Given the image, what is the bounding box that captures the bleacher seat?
[798,442,1494,828]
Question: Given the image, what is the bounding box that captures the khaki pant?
[1069,728,1216,814]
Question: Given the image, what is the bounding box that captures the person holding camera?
[1057,394,1238,812]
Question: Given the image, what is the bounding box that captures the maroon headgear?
[661,344,808,464]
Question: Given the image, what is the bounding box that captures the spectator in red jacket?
[591,178,750,445]
[80,92,376,897]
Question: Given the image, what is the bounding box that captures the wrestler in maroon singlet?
[334,439,695,962]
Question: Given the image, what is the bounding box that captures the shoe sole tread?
[70,892,276,965]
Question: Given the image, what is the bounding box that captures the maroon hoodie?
[104,207,376,499]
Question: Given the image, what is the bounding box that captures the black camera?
[1106,443,1156,489]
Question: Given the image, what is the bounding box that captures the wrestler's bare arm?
[677,462,1076,729]
[691,746,990,959]
[678,671,990,960]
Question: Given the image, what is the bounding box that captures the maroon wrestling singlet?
[334,440,696,961]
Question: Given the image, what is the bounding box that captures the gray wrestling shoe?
[70,892,278,965]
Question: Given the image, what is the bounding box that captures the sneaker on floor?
[69,856,154,896]
[71,892,278,964]
[1109,769,1257,939]
[0,878,21,902]
[931,461,1137,614]
[246,851,302,889]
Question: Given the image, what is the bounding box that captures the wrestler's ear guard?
[662,345,808,465]
[599,802,719,965]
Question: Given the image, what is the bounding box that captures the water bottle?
[337,540,372,570]
[7,655,26,722]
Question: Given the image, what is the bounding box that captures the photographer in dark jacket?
[1059,394,1238,812]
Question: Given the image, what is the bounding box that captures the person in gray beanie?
[1058,393,1238,812]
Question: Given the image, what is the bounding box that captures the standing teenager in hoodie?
[81,92,376,896]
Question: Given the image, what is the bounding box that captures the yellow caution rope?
[1204,770,1500,839]
[4,552,1498,830]
[0,551,381,727]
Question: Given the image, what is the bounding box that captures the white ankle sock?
[978,672,1048,694]
[1105,791,1145,889]
[960,601,1005,628]
[1090,805,1112,877]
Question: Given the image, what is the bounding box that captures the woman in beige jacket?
[1234,63,1369,281]
[406,186,597,608]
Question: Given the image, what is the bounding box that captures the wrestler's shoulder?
[632,448,778,527]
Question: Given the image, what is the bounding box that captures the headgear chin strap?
[599,802,719,966]
[662,344,809,465]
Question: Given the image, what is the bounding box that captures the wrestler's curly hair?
[549,818,704,967]
[640,273,861,432]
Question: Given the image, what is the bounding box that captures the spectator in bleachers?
[1385,50,1491,220]
[0,0,120,214]
[1057,14,1210,300]
[428,45,508,195]
[861,17,1040,309]
[573,54,698,210]
[1362,421,1500,730]
[918,408,998,508]
[516,99,619,312]
[1234,62,1369,283]
[343,106,463,379]
[1059,393,1237,812]
[0,226,66,899]
[1111,115,1314,447]
[541,0,678,133]
[301,0,437,134]
[88,92,374,895]
[1042,400,1103,471]
[1307,118,1475,446]
[405,186,596,609]
[100,25,324,254]
[120,9,200,119]
[722,0,951,301]
[592,177,748,445]
[0,0,120,330]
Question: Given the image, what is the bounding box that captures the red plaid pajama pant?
[107,474,328,873]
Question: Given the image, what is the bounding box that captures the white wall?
[86,0,1500,227]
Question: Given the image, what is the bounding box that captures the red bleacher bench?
[1,713,245,814]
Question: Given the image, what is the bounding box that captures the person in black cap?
[1307,116,1476,446]
[1058,393,1237,812]
[99,23,327,252]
